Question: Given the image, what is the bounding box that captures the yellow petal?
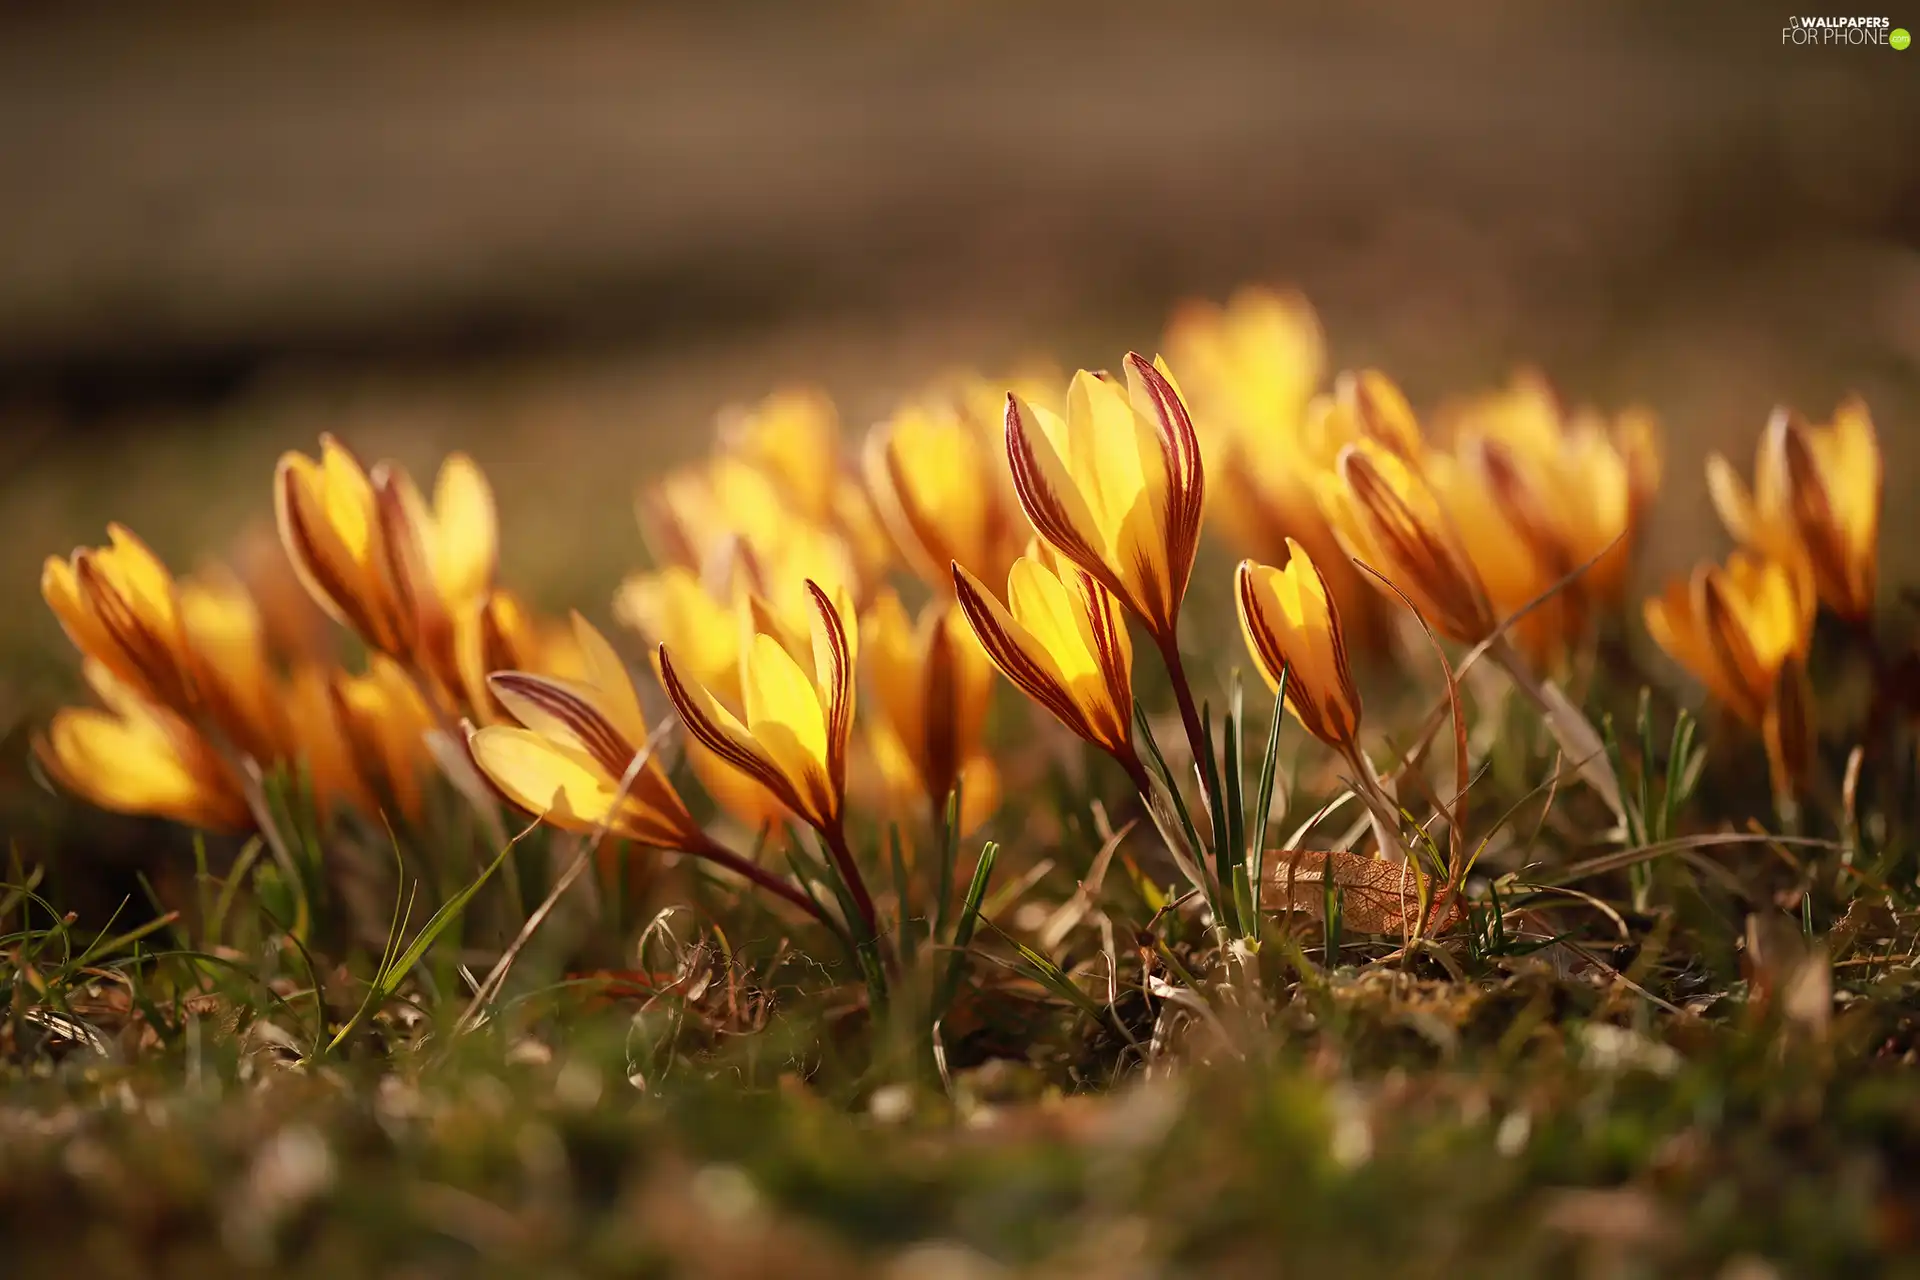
[570,612,649,748]
[658,644,810,823]
[470,725,632,837]
[429,452,498,607]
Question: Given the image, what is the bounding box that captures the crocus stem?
[692,833,847,937]
[821,819,882,945]
[1155,633,1215,807]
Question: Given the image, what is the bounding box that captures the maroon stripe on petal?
[656,645,804,813]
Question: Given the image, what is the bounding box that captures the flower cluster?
[35,288,1889,951]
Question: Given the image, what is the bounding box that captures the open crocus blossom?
[864,393,1026,592]
[1003,354,1205,647]
[1645,551,1816,728]
[1235,540,1362,752]
[1708,400,1882,621]
[614,565,792,831]
[275,435,497,704]
[864,590,1000,833]
[658,580,860,839]
[951,550,1142,790]
[36,662,251,832]
[42,524,195,717]
[469,614,706,850]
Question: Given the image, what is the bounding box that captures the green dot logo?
[1894,27,1912,49]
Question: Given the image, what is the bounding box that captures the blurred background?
[1,0,1915,682]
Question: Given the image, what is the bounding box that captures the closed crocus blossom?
[1645,552,1815,728]
[469,615,705,850]
[1004,354,1204,647]
[1319,438,1496,645]
[1708,401,1882,620]
[1235,541,1362,751]
[1444,374,1662,606]
[1303,369,1424,466]
[36,663,250,832]
[330,655,437,823]
[1163,293,1379,634]
[176,569,286,764]
[951,551,1142,789]
[864,590,999,832]
[42,524,194,716]
[864,395,1025,591]
[284,663,377,819]
[276,436,497,700]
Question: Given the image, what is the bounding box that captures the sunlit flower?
[456,587,587,725]
[283,663,377,819]
[1644,551,1815,727]
[275,435,497,701]
[42,524,194,716]
[1441,372,1662,606]
[1004,354,1205,646]
[1162,293,1395,654]
[1303,369,1424,465]
[1318,437,1495,644]
[614,565,790,829]
[1234,540,1362,751]
[230,520,335,665]
[1708,399,1882,620]
[176,568,286,764]
[951,549,1140,785]
[863,590,999,833]
[329,655,437,823]
[36,662,250,831]
[864,392,1025,591]
[658,580,860,837]
[468,615,707,849]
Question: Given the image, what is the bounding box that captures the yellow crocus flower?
[863,590,999,832]
[283,663,378,819]
[1161,294,1395,655]
[658,580,860,838]
[1441,373,1662,606]
[1234,540,1362,752]
[1164,288,1325,445]
[1644,551,1815,728]
[614,565,792,830]
[1004,353,1205,647]
[950,551,1142,789]
[42,524,194,716]
[468,614,707,850]
[1319,437,1496,645]
[1708,400,1882,620]
[329,655,437,823]
[275,435,496,700]
[1303,369,1424,466]
[176,569,286,765]
[36,662,250,832]
[455,587,587,726]
[864,394,1025,592]
[230,520,335,665]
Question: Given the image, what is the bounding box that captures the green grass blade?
[934,841,998,1022]
[1248,667,1289,911]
